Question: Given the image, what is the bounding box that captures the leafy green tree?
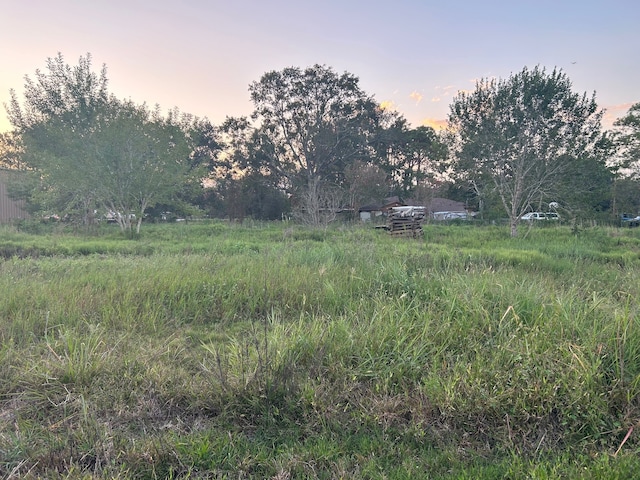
[248,64,381,224]
[0,132,25,170]
[343,159,389,214]
[212,116,290,221]
[375,116,447,199]
[609,104,640,219]
[6,53,108,223]
[612,176,640,216]
[448,66,609,236]
[6,53,199,234]
[614,103,640,179]
[89,100,193,233]
[149,113,221,220]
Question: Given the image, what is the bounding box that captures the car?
[105,211,137,223]
[521,212,560,221]
[621,214,640,227]
[521,212,546,221]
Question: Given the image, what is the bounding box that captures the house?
[381,196,404,211]
[0,169,30,223]
[358,196,405,221]
[427,197,469,220]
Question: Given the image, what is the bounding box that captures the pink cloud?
[379,100,397,111]
[409,91,423,104]
[603,102,635,129]
[421,118,448,131]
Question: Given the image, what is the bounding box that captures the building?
[0,169,30,223]
[359,196,470,222]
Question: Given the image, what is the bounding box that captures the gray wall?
[0,170,29,223]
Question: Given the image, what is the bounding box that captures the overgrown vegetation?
[1,221,640,478]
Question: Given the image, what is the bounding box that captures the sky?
[1,0,639,134]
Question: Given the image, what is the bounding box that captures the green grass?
[1,220,640,478]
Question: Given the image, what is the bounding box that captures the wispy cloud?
[409,91,423,104]
[599,103,634,129]
[436,85,455,94]
[433,85,463,100]
[421,117,448,131]
[379,100,396,111]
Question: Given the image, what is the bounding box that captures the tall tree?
[448,66,608,236]
[211,116,290,221]
[6,53,109,223]
[248,64,381,224]
[376,116,447,199]
[343,159,389,214]
[0,132,24,170]
[89,100,193,233]
[5,53,197,234]
[614,103,640,179]
[609,103,640,218]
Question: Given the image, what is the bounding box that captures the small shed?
[380,196,404,212]
[358,203,383,221]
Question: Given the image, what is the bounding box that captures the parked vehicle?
[521,212,559,221]
[105,211,137,223]
[620,214,640,227]
[432,211,470,221]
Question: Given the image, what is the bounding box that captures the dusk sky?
[1,0,638,133]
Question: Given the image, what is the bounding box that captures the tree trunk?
[510,219,518,237]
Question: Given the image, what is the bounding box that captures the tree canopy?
[5,53,207,233]
[614,103,640,179]
[247,64,384,223]
[448,66,610,236]
[3,54,628,231]
[375,115,447,200]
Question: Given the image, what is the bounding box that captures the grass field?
[1,220,640,479]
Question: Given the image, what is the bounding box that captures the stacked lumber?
[387,206,426,238]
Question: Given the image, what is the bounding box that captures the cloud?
[379,100,396,111]
[421,118,448,131]
[605,102,634,115]
[435,85,456,95]
[432,85,462,100]
[409,91,423,104]
[603,102,635,129]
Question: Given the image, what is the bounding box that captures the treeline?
[1,53,639,236]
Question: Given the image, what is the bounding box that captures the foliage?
[613,177,640,216]
[0,131,24,169]
[614,102,640,179]
[247,64,383,224]
[376,116,448,198]
[5,53,210,234]
[214,171,291,221]
[343,159,389,212]
[448,66,611,236]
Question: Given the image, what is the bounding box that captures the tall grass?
[1,221,640,478]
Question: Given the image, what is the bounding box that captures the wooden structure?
[387,206,426,238]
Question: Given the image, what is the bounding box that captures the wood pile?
[387,206,426,238]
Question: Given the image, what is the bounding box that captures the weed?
[2,222,640,477]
